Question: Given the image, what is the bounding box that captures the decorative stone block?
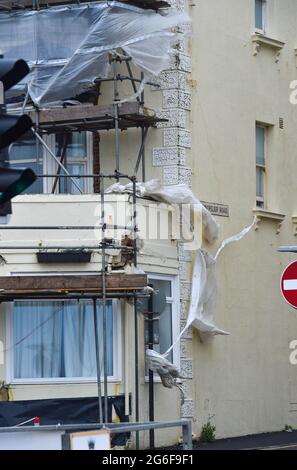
[180,300,190,320]
[170,53,192,73]
[181,359,193,379]
[178,243,192,262]
[180,281,191,300]
[180,339,188,358]
[163,166,179,185]
[181,399,194,418]
[156,109,187,128]
[163,90,191,110]
[174,36,188,54]
[180,321,192,339]
[162,89,179,108]
[179,260,191,281]
[168,0,186,10]
[164,128,191,148]
[177,53,192,73]
[153,147,186,167]
[178,166,192,186]
[154,70,187,90]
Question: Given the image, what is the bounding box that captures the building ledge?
[251,33,285,62]
[253,209,286,233]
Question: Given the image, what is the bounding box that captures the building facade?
[1,0,297,447]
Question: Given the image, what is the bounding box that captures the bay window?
[8,131,92,195]
[144,275,180,368]
[8,299,120,382]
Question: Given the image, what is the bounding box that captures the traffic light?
[0,57,36,215]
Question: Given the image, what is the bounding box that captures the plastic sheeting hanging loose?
[0,2,190,106]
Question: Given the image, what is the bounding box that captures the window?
[9,131,92,195]
[8,299,120,382]
[255,0,266,32]
[144,275,180,368]
[9,132,44,194]
[256,125,266,209]
[54,132,90,194]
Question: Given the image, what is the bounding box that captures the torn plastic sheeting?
[165,217,257,353]
[106,179,220,245]
[145,349,185,404]
[0,2,190,106]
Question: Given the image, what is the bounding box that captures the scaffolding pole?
[100,175,108,424]
[93,298,103,424]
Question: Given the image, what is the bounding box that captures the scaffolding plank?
[30,102,166,133]
[0,273,147,296]
[33,102,144,124]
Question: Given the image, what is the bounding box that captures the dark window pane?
[256,126,265,165]
[56,132,87,159]
[255,0,264,30]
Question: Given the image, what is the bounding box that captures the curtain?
[13,300,113,379]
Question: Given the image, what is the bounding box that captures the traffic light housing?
[0,57,36,214]
[0,165,36,205]
[0,59,30,91]
[0,113,33,150]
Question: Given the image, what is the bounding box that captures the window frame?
[5,292,122,385]
[255,0,267,34]
[256,124,267,209]
[8,131,93,195]
[145,273,180,379]
[44,132,93,194]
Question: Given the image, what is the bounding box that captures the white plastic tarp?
[165,218,257,352]
[107,179,256,344]
[106,179,220,245]
[0,2,190,106]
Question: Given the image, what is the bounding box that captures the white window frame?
[44,132,93,194]
[255,0,267,34]
[145,273,180,378]
[256,124,267,209]
[5,290,122,385]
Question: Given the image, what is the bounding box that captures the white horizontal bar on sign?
[284,279,297,291]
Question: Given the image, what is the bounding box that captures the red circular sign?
[281,261,297,309]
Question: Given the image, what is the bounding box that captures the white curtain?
[13,300,113,379]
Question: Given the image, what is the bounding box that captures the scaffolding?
[0,27,182,448]
[0,0,170,12]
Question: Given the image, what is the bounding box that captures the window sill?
[253,209,286,234]
[251,33,285,62]
[10,377,121,386]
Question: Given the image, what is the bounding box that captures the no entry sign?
[281,261,297,309]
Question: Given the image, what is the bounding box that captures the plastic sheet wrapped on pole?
[0,2,190,107]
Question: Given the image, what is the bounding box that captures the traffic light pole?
[0,80,11,223]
